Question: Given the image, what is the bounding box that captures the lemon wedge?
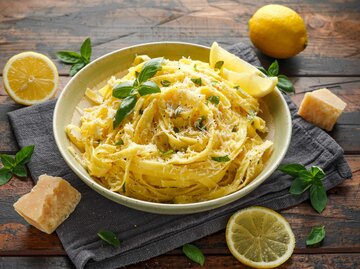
[222,68,278,98]
[226,206,295,268]
[3,52,59,105]
[210,42,260,74]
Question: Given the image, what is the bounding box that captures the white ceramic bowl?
[53,42,292,214]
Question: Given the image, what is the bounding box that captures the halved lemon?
[210,42,260,74]
[222,68,278,98]
[3,52,59,105]
[226,206,295,268]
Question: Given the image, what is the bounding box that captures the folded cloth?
[8,43,352,269]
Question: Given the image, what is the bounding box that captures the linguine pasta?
[66,55,273,203]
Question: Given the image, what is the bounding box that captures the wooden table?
[0,1,359,268]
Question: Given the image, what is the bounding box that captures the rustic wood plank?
[0,253,359,269]
[1,76,359,153]
[0,0,359,76]
[0,155,358,256]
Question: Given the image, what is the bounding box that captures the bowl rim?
[53,41,292,213]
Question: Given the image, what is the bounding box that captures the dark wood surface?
[0,1,359,268]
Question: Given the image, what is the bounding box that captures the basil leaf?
[13,165,27,177]
[289,176,312,195]
[277,75,295,94]
[113,95,137,128]
[267,60,279,76]
[310,166,325,181]
[161,80,171,87]
[182,244,205,266]
[214,60,224,69]
[195,115,206,131]
[310,178,327,213]
[137,57,163,83]
[257,66,268,75]
[138,81,161,96]
[69,61,86,76]
[15,145,35,165]
[212,155,230,162]
[207,95,220,105]
[112,81,134,99]
[80,38,92,63]
[97,230,120,247]
[278,164,307,177]
[306,226,325,246]
[191,77,202,86]
[115,139,124,146]
[0,154,15,169]
[0,168,12,186]
[56,51,82,64]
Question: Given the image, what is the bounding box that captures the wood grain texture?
[0,0,359,76]
[0,253,359,269]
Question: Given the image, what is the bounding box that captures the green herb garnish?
[214,60,224,70]
[211,155,230,162]
[0,145,35,185]
[97,230,120,247]
[306,226,325,246]
[173,127,180,133]
[56,38,92,76]
[195,115,206,131]
[257,60,295,94]
[161,80,171,87]
[115,139,124,146]
[182,244,205,266]
[112,57,163,128]
[160,149,175,156]
[191,77,202,86]
[279,164,327,213]
[207,95,220,105]
[194,64,199,71]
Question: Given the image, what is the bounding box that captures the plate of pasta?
[53,42,291,214]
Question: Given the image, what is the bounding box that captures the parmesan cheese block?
[13,174,81,234]
[298,88,347,131]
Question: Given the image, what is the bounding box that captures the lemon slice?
[222,68,278,98]
[3,52,59,105]
[210,42,260,74]
[226,206,295,268]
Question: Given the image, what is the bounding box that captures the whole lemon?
[249,4,308,59]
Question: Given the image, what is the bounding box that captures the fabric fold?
[7,43,352,269]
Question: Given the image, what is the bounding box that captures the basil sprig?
[97,230,120,247]
[182,244,205,266]
[112,58,163,128]
[306,226,326,246]
[0,145,35,185]
[257,60,295,94]
[279,164,327,213]
[191,77,202,86]
[56,38,92,76]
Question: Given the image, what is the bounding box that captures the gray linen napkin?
[8,43,352,269]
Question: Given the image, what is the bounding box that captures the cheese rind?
[298,88,347,131]
[13,174,81,234]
